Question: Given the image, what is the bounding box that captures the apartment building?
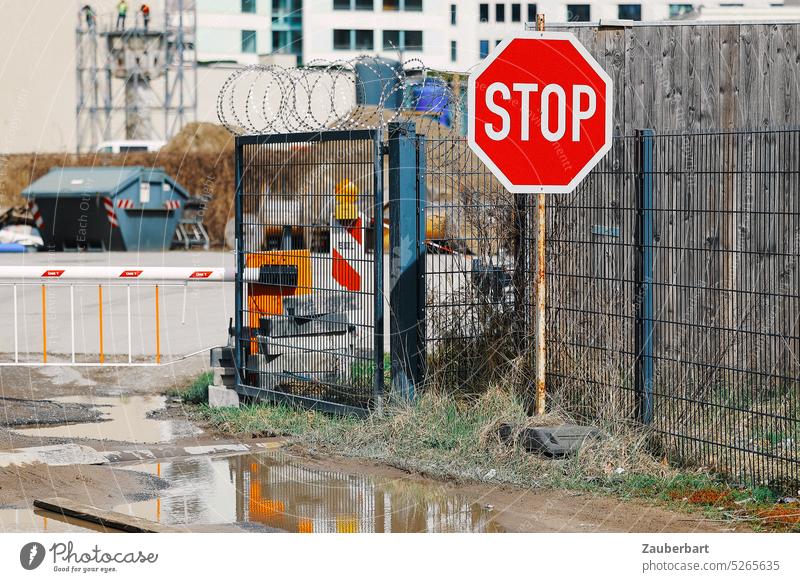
[301,0,791,70]
[196,0,271,63]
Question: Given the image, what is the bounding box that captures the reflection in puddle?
[118,452,504,533]
[13,395,201,444]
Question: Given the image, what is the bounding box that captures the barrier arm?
[0,266,248,367]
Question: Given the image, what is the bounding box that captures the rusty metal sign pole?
[534,13,547,416]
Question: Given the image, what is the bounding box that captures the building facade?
[301,0,795,70]
[196,0,271,63]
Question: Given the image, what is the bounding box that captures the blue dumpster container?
[22,167,189,251]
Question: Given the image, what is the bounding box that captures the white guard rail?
[0,266,234,367]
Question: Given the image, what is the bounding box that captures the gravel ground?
[0,397,103,427]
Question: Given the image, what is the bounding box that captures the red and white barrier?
[330,213,366,292]
[0,266,232,282]
[102,196,119,227]
[28,201,45,229]
[164,200,181,210]
[116,198,135,209]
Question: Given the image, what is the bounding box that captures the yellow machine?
[334,178,359,221]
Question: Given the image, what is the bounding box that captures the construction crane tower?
[75,0,197,153]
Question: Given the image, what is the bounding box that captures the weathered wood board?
[552,22,800,134]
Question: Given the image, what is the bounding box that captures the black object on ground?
[499,423,602,458]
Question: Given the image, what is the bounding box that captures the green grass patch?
[186,385,795,531]
[200,401,360,438]
[168,371,213,404]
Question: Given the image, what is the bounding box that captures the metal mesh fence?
[235,130,383,414]
[644,129,799,489]
[423,136,534,396]
[425,129,800,490]
[546,136,638,421]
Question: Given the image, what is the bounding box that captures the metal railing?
[0,266,230,366]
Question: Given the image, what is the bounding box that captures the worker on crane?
[116,0,128,31]
[81,5,96,30]
[140,4,150,32]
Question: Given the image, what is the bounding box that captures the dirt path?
[286,447,748,533]
[0,464,167,508]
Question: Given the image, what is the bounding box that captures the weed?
[169,371,213,404]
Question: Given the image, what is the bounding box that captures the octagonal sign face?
[468,32,613,194]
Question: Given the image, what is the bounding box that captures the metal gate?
[234,130,385,415]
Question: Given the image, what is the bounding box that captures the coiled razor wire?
[217,56,464,140]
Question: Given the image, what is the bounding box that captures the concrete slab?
[0,443,107,467]
[208,384,240,408]
[34,497,183,533]
[212,367,236,386]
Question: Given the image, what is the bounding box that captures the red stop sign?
[468,32,613,194]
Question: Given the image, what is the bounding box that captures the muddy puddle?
[12,395,201,444]
[115,452,504,533]
[0,508,109,533]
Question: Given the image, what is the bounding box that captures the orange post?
[534,13,547,415]
[41,284,47,363]
[155,284,161,364]
[98,285,104,364]
[157,463,161,522]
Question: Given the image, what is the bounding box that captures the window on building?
[479,39,489,58]
[242,0,256,13]
[382,30,422,51]
[450,40,457,62]
[241,30,257,53]
[383,0,421,9]
[355,29,374,49]
[272,0,302,10]
[496,4,505,22]
[333,29,351,49]
[668,3,693,16]
[273,30,284,51]
[383,29,400,50]
[567,4,590,21]
[479,3,489,21]
[450,3,457,25]
[273,30,302,55]
[527,3,537,22]
[405,30,422,50]
[334,29,374,50]
[335,0,375,8]
[511,3,521,21]
[618,4,641,19]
